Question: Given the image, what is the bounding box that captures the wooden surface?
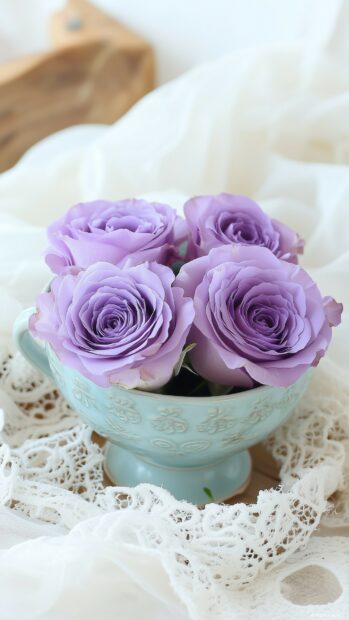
[0,0,154,172]
[228,443,279,504]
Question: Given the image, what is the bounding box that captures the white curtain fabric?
[0,1,348,618]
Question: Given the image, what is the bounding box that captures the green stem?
[188,380,207,396]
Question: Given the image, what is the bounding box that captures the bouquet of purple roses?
[30,194,342,395]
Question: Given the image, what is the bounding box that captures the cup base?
[104,443,252,505]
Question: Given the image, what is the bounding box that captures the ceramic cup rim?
[47,344,308,403]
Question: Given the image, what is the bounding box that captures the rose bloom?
[176,245,342,388]
[30,261,194,390]
[184,193,304,263]
[45,199,187,274]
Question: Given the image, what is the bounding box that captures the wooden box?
[0,0,154,172]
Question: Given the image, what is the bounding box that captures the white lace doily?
[0,349,348,619]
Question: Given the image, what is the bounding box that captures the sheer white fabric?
[0,2,349,618]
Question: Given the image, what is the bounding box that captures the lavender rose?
[45,199,187,274]
[176,245,342,388]
[30,261,194,390]
[184,193,304,263]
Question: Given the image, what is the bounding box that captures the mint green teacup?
[14,307,311,505]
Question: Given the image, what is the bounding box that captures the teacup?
[14,307,311,505]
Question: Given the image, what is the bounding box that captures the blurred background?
[0,0,332,171]
[1,0,323,83]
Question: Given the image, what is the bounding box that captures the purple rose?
[184,193,304,263]
[45,199,187,274]
[30,261,194,390]
[176,245,342,388]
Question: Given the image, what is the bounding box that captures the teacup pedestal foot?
[104,443,252,505]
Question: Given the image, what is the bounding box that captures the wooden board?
[227,443,280,504]
[0,0,154,171]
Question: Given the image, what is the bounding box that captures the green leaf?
[208,382,233,396]
[203,487,214,501]
[171,260,185,276]
[182,363,198,376]
[173,343,197,376]
[188,379,208,396]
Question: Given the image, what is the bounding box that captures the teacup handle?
[13,307,54,382]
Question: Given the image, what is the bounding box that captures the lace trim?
[0,353,347,597]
